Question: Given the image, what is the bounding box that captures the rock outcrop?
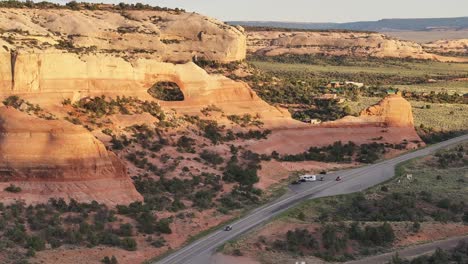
[0,106,142,205]
[247,31,468,62]
[423,39,468,55]
[0,8,246,63]
[360,94,414,127]
[322,95,416,128]
[0,51,288,121]
[0,8,289,121]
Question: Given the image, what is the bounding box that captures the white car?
[299,175,317,182]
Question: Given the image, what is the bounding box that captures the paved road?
[346,235,468,264]
[155,134,468,264]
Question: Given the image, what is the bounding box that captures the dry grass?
[394,80,468,95]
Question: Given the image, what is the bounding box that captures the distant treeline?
[0,0,185,12]
[228,17,468,32]
[233,25,375,34]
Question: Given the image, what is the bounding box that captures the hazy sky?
[54,0,468,22]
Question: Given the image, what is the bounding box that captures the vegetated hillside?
[222,142,468,263]
[229,16,468,32]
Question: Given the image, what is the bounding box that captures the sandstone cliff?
[0,8,291,121]
[0,106,142,205]
[0,8,246,62]
[247,31,468,62]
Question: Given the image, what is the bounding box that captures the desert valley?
[0,1,467,264]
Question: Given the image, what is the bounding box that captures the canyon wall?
[247,31,468,62]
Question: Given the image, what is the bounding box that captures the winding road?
[154,134,468,264]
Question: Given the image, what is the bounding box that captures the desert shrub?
[292,99,352,122]
[348,222,395,246]
[192,190,215,210]
[322,225,347,254]
[26,236,45,251]
[176,136,196,153]
[4,184,22,193]
[116,224,133,237]
[235,129,271,140]
[199,120,224,144]
[223,156,260,187]
[273,228,318,254]
[148,82,184,101]
[120,237,137,251]
[151,237,166,248]
[199,150,224,165]
[101,256,118,264]
[155,218,172,234]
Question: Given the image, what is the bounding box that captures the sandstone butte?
[0,8,422,205]
[0,106,143,205]
[246,30,468,62]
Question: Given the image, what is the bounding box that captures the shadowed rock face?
[0,107,142,205]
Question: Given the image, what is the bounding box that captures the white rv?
[299,174,317,182]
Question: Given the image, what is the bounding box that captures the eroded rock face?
[0,106,142,205]
[247,31,468,62]
[0,51,289,122]
[0,8,246,63]
[360,94,415,127]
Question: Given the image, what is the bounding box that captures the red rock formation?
[0,107,142,205]
[360,94,415,127]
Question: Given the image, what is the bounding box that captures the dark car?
[224,225,233,231]
[291,180,301,185]
[335,176,342,181]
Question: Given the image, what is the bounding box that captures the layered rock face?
[247,31,468,62]
[0,52,287,121]
[0,8,246,63]
[0,106,142,205]
[0,8,288,121]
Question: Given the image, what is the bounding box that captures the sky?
[54,0,468,22]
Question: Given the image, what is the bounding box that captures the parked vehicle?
[224,225,233,231]
[291,180,301,185]
[335,176,342,181]
[299,174,317,182]
[320,170,327,175]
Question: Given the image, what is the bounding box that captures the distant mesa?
[246,30,468,62]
